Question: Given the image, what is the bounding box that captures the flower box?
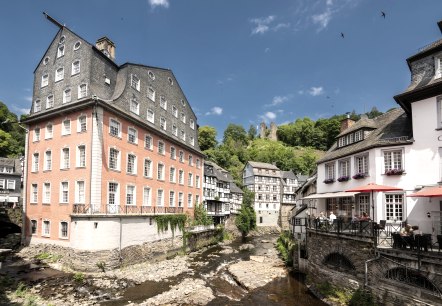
[324,178,335,184]
[337,176,350,182]
[352,173,366,180]
[385,169,404,176]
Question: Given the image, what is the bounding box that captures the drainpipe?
[21,127,29,245]
[364,252,381,287]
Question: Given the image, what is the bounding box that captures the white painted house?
[307,20,442,238]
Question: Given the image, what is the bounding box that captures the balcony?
[72,204,184,215]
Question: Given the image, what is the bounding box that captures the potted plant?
[385,169,404,176]
[324,178,335,184]
[337,176,350,182]
[352,173,366,179]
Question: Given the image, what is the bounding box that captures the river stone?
[239,244,255,251]
[228,260,286,290]
[250,256,265,263]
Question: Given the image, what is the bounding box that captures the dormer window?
[338,130,364,148]
[436,57,442,79]
[131,74,140,91]
[57,45,65,58]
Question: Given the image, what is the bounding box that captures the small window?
[168,77,174,85]
[189,155,193,166]
[172,106,178,118]
[62,119,71,135]
[57,45,65,58]
[59,35,66,44]
[131,74,140,91]
[45,124,53,139]
[7,180,15,190]
[127,154,137,174]
[77,145,86,167]
[148,86,156,101]
[31,184,38,203]
[43,57,49,65]
[55,67,64,82]
[126,185,136,205]
[144,159,152,177]
[110,119,121,137]
[157,189,164,206]
[158,140,165,155]
[160,117,167,130]
[170,146,176,159]
[78,84,87,99]
[143,187,151,206]
[73,41,81,50]
[31,220,37,234]
[33,128,40,142]
[61,148,70,169]
[172,124,178,136]
[128,127,138,144]
[179,170,184,185]
[170,167,176,183]
[190,119,195,130]
[181,99,186,106]
[41,74,49,88]
[78,115,87,133]
[147,109,155,123]
[109,148,120,170]
[187,193,193,208]
[148,70,155,80]
[34,100,41,112]
[60,182,69,203]
[169,191,175,207]
[160,96,167,110]
[60,221,68,238]
[63,89,71,104]
[130,99,139,115]
[179,151,184,163]
[181,112,186,123]
[190,136,195,146]
[145,134,153,150]
[181,130,186,141]
[72,60,80,75]
[43,220,50,237]
[435,57,442,79]
[157,163,164,180]
[46,95,54,109]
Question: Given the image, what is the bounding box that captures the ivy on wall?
[155,214,187,237]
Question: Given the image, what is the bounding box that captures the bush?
[96,261,106,272]
[349,288,377,306]
[73,272,84,283]
[316,281,352,305]
[276,231,296,266]
[35,252,61,263]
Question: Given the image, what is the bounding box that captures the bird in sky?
[381,11,386,18]
[340,32,345,38]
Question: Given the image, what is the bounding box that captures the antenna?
[43,12,64,29]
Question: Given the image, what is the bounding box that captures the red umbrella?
[408,186,442,198]
[346,183,403,221]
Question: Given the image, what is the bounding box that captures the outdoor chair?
[401,235,414,250]
[392,233,403,249]
[423,233,433,251]
[414,235,427,252]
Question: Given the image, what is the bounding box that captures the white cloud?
[309,86,324,96]
[312,9,332,30]
[148,0,169,9]
[205,106,223,116]
[265,94,293,107]
[250,15,290,35]
[266,112,276,120]
[12,106,30,115]
[24,96,32,102]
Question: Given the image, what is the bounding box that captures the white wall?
[70,217,181,251]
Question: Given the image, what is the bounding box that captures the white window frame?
[45,123,53,139]
[157,189,164,206]
[55,67,64,82]
[43,220,50,237]
[46,95,54,109]
[157,163,165,180]
[338,159,350,178]
[126,185,136,206]
[7,180,15,190]
[147,86,155,101]
[172,106,178,118]
[75,180,85,204]
[143,187,151,206]
[78,115,87,133]
[187,193,193,208]
[63,89,71,104]
[158,140,165,155]
[172,124,178,136]
[147,109,155,123]
[435,57,442,79]
[170,166,176,183]
[41,74,48,88]
[169,190,175,207]
[110,118,121,138]
[130,99,139,115]
[57,44,65,58]
[60,181,69,203]
[61,147,70,169]
[131,74,140,91]
[144,158,152,178]
[190,119,195,130]
[383,149,404,173]
[145,134,153,150]
[78,83,87,99]
[127,153,137,175]
[33,127,40,142]
[32,153,39,172]
[72,60,80,75]
[109,148,121,171]
[31,184,38,203]
[325,162,335,180]
[385,193,404,222]
[160,96,167,110]
[179,169,184,185]
[62,119,71,135]
[30,220,37,235]
[355,154,369,175]
[108,182,120,206]
[44,150,52,171]
[34,100,41,112]
[160,117,167,130]
[178,192,184,207]
[170,146,176,159]
[77,145,86,168]
[128,127,138,144]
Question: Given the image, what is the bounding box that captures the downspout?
[364,251,381,287]
[21,126,29,245]
[89,98,98,212]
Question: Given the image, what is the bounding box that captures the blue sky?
[0,1,441,138]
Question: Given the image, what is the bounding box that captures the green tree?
[223,124,248,146]
[0,101,26,157]
[247,124,257,141]
[198,126,218,151]
[192,202,213,226]
[235,188,256,240]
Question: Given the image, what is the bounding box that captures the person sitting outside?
[411,225,422,235]
[351,214,360,222]
[329,211,337,222]
[400,224,413,236]
[359,212,370,221]
[318,211,327,221]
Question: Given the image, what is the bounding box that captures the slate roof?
[281,171,296,179]
[317,108,413,164]
[204,160,233,182]
[247,161,279,170]
[230,183,244,194]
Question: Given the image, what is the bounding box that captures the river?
[103,233,325,306]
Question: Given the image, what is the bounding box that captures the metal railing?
[72,204,184,215]
[306,218,375,237]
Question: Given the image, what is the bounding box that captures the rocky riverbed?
[1,233,322,306]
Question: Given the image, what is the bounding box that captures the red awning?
[346,183,403,193]
[408,186,442,198]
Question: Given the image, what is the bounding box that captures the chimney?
[340,114,355,132]
[96,37,115,60]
